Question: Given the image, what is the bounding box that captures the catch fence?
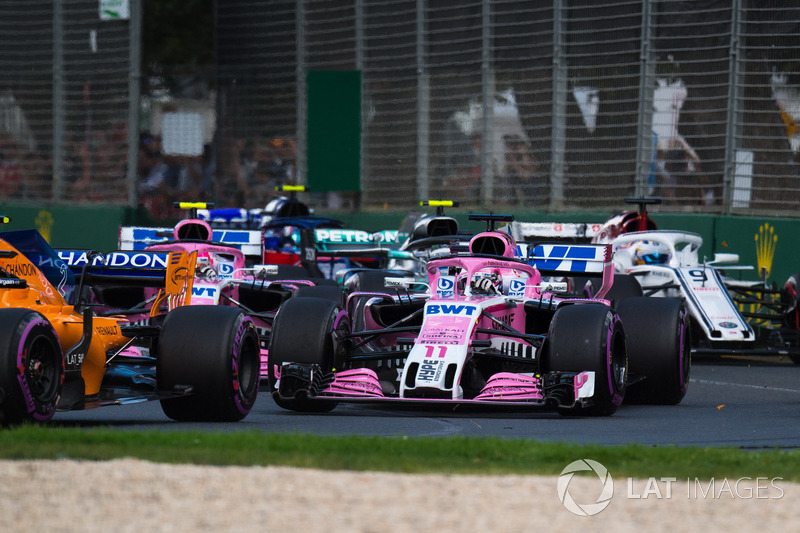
[2,1,800,217]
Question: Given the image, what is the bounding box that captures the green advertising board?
[306,70,361,193]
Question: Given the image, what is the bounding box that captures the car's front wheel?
[157,306,260,422]
[546,303,627,416]
[268,297,348,412]
[0,309,63,425]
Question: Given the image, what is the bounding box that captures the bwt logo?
[557,459,613,516]
[426,304,476,316]
[217,262,234,277]
[192,286,218,298]
[436,276,455,297]
[508,279,526,295]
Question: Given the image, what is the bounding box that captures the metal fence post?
[357,0,367,202]
[51,0,64,202]
[723,0,743,214]
[126,0,142,208]
[296,1,307,187]
[635,0,656,198]
[416,0,429,202]
[550,0,566,210]
[480,0,494,206]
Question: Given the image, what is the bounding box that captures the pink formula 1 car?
[63,203,343,383]
[268,214,691,416]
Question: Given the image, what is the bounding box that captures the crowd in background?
[137,132,298,220]
[0,126,299,221]
[0,132,53,201]
[1,122,729,218]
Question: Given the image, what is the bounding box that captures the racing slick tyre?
[349,270,395,293]
[0,309,63,425]
[157,306,260,422]
[294,284,345,305]
[546,304,627,416]
[587,274,643,305]
[615,297,690,405]
[268,297,349,413]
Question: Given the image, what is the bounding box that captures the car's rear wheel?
[0,309,63,425]
[587,274,643,304]
[157,306,260,422]
[293,284,345,305]
[347,270,395,293]
[615,297,690,404]
[546,304,627,416]
[268,297,348,412]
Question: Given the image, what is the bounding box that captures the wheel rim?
[609,324,627,401]
[612,350,626,391]
[237,334,260,402]
[25,334,61,402]
[332,309,350,370]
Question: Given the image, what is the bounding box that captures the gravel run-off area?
[0,459,797,532]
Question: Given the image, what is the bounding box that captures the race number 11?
[424,345,447,358]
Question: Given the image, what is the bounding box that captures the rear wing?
[313,228,406,250]
[58,249,169,285]
[524,243,615,299]
[58,249,198,314]
[508,221,602,243]
[118,226,263,259]
[197,207,263,229]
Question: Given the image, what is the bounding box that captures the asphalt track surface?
[52,356,800,449]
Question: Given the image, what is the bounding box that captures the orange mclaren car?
[0,223,260,425]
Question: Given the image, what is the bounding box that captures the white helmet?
[633,241,671,265]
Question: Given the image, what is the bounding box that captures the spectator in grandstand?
[656,136,701,205]
[0,133,23,199]
[184,148,213,201]
[161,149,214,205]
[443,132,483,205]
[230,136,297,208]
[231,137,257,207]
[502,134,539,206]
[98,122,129,202]
[247,137,275,205]
[199,143,216,200]
[62,123,128,203]
[63,134,87,200]
[266,137,296,189]
[18,150,51,200]
[137,133,169,219]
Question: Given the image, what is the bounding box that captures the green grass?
[1,425,799,481]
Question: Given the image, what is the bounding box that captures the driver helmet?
[195,251,218,279]
[471,270,503,295]
[633,241,671,265]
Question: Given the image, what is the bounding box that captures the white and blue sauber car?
[510,198,800,362]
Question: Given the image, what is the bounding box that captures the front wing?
[274,362,599,411]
